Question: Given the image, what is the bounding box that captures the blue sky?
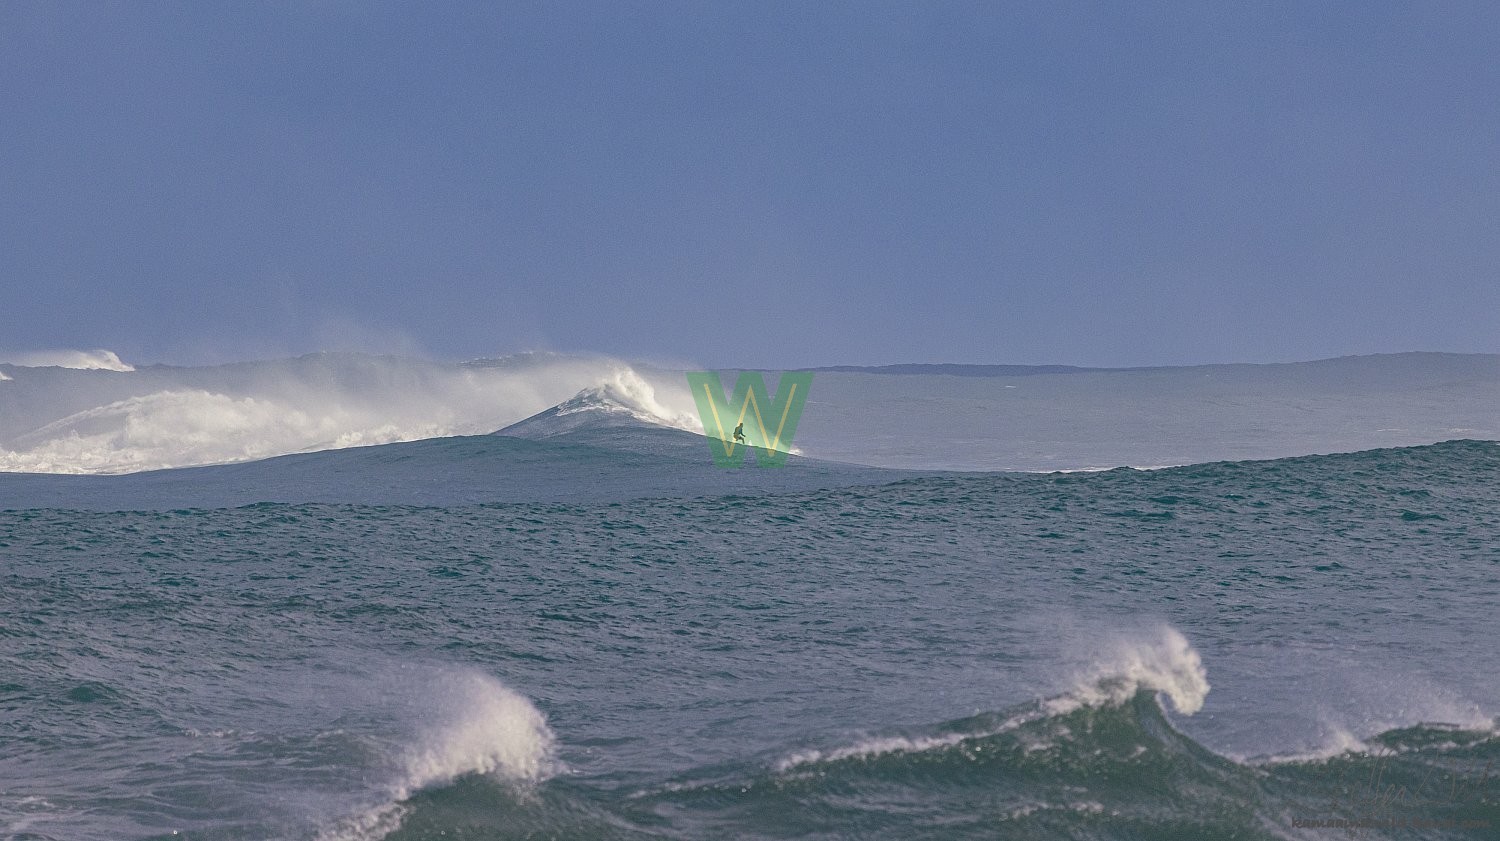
[2,2,1497,368]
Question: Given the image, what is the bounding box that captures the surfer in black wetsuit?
[733,422,746,444]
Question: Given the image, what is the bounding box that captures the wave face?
[0,353,699,474]
[3,441,1499,839]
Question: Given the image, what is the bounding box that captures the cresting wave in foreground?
[317,672,559,841]
[314,631,1497,841]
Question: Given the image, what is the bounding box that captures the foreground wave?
[317,672,558,841]
[326,635,1497,841]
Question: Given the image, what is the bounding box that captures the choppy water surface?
[3,440,1499,839]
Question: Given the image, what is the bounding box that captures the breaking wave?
[779,626,1208,771]
[318,672,557,841]
[618,630,1498,840]
[0,353,700,474]
[324,630,1497,840]
[0,348,135,371]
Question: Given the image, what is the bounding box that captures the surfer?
[733,422,746,444]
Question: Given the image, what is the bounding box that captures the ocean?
[2,355,1498,839]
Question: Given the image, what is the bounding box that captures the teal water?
[3,441,1499,839]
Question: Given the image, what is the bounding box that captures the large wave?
[0,352,700,474]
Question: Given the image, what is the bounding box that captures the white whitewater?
[0,348,135,372]
[776,626,1209,773]
[495,368,701,439]
[318,671,557,841]
[0,353,700,474]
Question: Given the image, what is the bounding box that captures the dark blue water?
[3,440,1498,839]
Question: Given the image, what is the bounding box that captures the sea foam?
[1052,625,1210,715]
[399,671,558,794]
[0,353,699,474]
[319,671,557,841]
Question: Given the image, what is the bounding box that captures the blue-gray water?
[3,440,1499,839]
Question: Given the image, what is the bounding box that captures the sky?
[2,1,1498,369]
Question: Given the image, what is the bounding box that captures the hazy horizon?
[4,345,1500,375]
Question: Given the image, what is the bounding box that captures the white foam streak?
[399,673,557,795]
[1245,727,1370,765]
[1,348,134,371]
[0,390,435,474]
[315,802,407,841]
[777,726,1023,773]
[0,354,697,474]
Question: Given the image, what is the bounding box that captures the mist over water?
[0,352,699,474]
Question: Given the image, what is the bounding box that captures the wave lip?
[399,673,558,795]
[318,672,557,841]
[1053,625,1210,715]
[496,368,701,439]
[778,626,1208,774]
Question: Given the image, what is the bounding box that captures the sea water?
[3,440,1498,839]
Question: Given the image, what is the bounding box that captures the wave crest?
[778,626,1207,772]
[0,348,134,371]
[400,672,557,795]
[0,354,697,474]
[1054,625,1209,715]
[319,672,556,841]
